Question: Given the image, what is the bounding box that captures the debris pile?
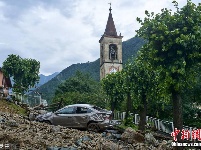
[0,103,173,150]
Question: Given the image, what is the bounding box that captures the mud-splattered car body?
[36,104,115,131]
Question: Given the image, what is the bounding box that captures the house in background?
[0,67,12,98]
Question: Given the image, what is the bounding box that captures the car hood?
[36,112,53,121]
[89,113,108,122]
[42,112,53,117]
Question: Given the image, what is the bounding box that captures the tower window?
[109,44,117,60]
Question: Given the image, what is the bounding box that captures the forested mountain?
[122,37,145,64]
[37,37,145,103]
[38,72,59,86]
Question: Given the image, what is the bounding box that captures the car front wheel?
[87,123,99,132]
[43,120,52,125]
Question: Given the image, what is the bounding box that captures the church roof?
[99,5,123,43]
[104,7,117,37]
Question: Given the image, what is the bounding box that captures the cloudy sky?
[0,0,199,75]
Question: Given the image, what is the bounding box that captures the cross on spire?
[108,3,112,13]
[103,2,117,37]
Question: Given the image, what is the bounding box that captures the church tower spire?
[104,3,117,37]
[99,4,123,80]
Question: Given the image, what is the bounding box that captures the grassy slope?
[0,99,27,115]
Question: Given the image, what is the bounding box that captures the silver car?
[36,104,114,132]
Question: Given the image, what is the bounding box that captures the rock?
[166,140,173,150]
[112,133,121,139]
[47,147,77,150]
[28,107,48,121]
[0,117,5,123]
[148,144,158,150]
[158,140,168,149]
[145,133,159,146]
[82,135,91,141]
[76,135,91,146]
[28,113,35,121]
[101,141,122,150]
[133,143,146,150]
[104,130,121,139]
[102,132,107,137]
[6,119,18,127]
[51,126,61,132]
[121,127,144,143]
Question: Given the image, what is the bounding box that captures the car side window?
[57,107,75,114]
[76,107,89,114]
[87,108,93,113]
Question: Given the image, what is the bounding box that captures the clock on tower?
[109,66,118,73]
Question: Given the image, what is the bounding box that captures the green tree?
[136,1,201,140]
[53,71,107,108]
[125,49,158,131]
[181,70,201,127]
[2,54,40,94]
[101,72,124,114]
[55,71,98,94]
[121,69,133,120]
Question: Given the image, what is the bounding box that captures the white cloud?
[0,0,200,75]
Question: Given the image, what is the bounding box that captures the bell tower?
[99,4,123,80]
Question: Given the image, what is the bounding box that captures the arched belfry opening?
[109,44,118,60]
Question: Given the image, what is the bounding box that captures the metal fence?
[114,112,196,137]
[10,92,47,107]
[134,114,174,134]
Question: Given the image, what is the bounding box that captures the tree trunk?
[125,92,132,119]
[111,97,115,119]
[138,93,147,132]
[172,89,183,150]
[57,98,63,110]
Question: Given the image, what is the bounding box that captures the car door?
[73,107,92,128]
[52,106,75,127]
